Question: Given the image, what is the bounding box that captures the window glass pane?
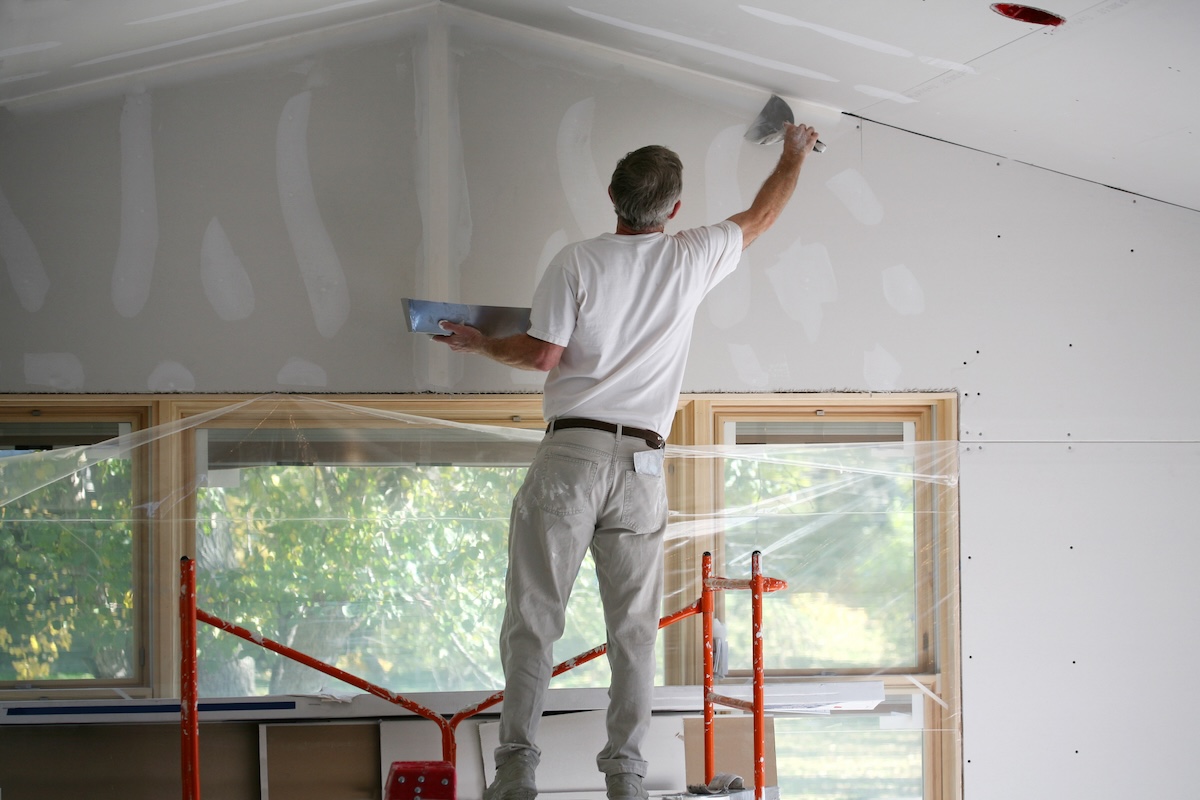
[721,422,919,672]
[193,427,631,697]
[0,422,137,684]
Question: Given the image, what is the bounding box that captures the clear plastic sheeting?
[1,394,959,794]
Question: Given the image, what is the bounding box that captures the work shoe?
[484,750,539,800]
[606,773,649,800]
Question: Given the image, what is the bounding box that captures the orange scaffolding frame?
[180,551,785,800]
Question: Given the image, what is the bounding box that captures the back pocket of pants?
[528,452,598,516]
[620,471,666,533]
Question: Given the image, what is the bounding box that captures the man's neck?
[614,221,665,236]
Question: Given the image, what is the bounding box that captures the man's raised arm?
[727,123,820,249]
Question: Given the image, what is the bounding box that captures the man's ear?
[608,186,614,202]
[668,200,682,220]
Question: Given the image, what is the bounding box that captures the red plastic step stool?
[385,760,456,800]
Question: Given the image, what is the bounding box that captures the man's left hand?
[435,320,484,354]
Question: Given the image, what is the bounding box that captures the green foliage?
[0,459,136,682]
[722,456,917,670]
[194,462,610,696]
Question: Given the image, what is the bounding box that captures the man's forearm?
[479,333,557,370]
[436,321,564,371]
[727,123,818,247]
[751,150,805,226]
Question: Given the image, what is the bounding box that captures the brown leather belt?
[548,417,666,449]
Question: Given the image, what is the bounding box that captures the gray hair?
[609,145,683,231]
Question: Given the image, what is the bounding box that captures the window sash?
[0,404,151,691]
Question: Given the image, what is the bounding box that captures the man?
[437,121,820,800]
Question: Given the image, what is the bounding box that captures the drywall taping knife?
[745,94,827,152]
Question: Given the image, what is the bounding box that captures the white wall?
[2,9,1199,798]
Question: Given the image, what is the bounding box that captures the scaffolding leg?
[701,551,716,785]
[181,557,201,800]
[751,551,765,800]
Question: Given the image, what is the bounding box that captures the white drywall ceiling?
[1,0,1197,210]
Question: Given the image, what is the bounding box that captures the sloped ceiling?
[1,0,1197,210]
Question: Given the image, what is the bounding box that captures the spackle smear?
[0,71,50,86]
[0,182,49,312]
[918,56,977,74]
[25,353,84,389]
[111,91,159,318]
[277,357,328,387]
[570,7,838,82]
[557,98,610,236]
[764,240,837,343]
[277,90,349,338]
[826,169,883,226]
[864,344,902,391]
[854,85,917,104]
[0,42,61,58]
[705,125,751,330]
[882,264,925,315]
[201,217,255,321]
[739,6,913,58]
[147,360,196,391]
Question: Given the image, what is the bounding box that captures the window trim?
[0,398,155,697]
[0,392,961,800]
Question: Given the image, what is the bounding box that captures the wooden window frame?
[0,392,960,800]
[0,397,155,698]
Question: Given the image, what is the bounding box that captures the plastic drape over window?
[1,395,959,795]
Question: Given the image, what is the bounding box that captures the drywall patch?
[200,217,255,321]
[727,343,769,388]
[557,98,610,236]
[277,90,349,338]
[111,90,159,318]
[705,125,751,330]
[0,42,61,58]
[277,357,328,387]
[764,239,837,343]
[0,182,49,312]
[863,344,902,391]
[882,263,925,315]
[826,168,883,225]
[570,7,837,82]
[147,360,195,391]
[77,0,386,67]
[739,6,913,57]
[0,71,50,86]
[411,20,470,391]
[24,353,84,389]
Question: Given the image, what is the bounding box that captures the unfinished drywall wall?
[2,7,1200,800]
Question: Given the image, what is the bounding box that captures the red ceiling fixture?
[991,3,1066,26]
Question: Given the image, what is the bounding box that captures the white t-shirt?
[528,220,743,436]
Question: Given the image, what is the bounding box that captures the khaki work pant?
[495,425,667,778]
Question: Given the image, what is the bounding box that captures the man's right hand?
[783,123,821,157]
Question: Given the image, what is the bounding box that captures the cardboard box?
[683,716,777,790]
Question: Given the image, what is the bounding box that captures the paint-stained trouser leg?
[593,447,667,778]
[495,434,604,763]
[494,430,667,781]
